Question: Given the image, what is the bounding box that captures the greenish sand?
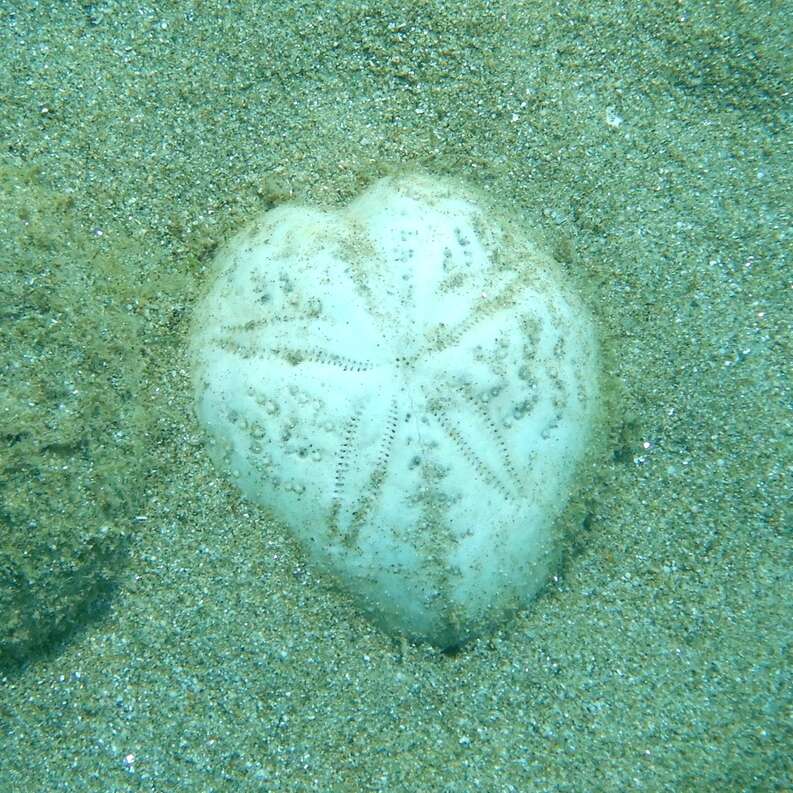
[0,1,789,791]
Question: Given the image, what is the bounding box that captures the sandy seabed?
[1,2,789,791]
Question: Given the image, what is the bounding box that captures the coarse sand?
[0,2,789,791]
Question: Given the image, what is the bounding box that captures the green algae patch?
[0,163,150,666]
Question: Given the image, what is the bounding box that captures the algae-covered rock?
[0,162,149,666]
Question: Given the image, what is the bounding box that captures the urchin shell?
[190,173,600,647]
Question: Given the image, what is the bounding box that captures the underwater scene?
[0,2,789,791]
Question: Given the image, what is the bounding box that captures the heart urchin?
[189,173,601,647]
